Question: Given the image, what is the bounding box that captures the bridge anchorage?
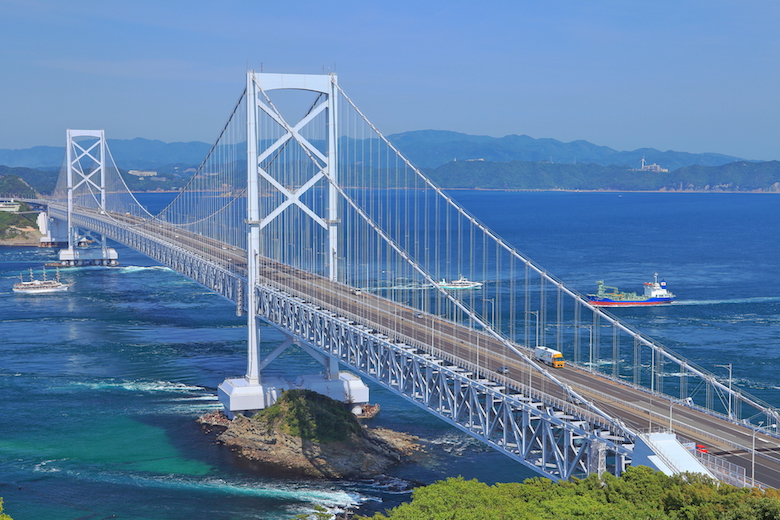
[36,70,780,486]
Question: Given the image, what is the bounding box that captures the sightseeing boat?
[12,267,71,294]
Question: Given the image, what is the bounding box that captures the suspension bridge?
[27,72,780,487]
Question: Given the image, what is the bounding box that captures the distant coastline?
[448,187,780,194]
[424,159,780,193]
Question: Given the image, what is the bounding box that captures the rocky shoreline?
[0,226,42,246]
[198,409,423,479]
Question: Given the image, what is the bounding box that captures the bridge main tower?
[45,129,119,266]
[218,72,364,416]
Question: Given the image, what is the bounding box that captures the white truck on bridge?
[535,346,565,368]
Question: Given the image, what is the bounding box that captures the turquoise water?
[1,191,779,518]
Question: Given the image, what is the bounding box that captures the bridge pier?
[217,331,370,419]
[51,245,119,267]
[37,211,68,248]
[39,208,119,265]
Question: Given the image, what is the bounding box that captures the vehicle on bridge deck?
[587,273,675,306]
[534,346,565,368]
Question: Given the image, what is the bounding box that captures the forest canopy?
[357,466,780,520]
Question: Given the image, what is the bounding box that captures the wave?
[673,296,780,306]
[426,432,490,456]
[172,395,219,401]
[119,265,174,273]
[350,475,417,495]
[34,459,66,473]
[168,395,223,415]
[52,265,172,273]
[71,379,206,393]
[167,402,224,415]
[141,474,361,504]
[31,462,363,508]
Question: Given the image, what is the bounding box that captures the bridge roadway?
[67,206,780,487]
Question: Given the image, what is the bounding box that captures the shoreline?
[0,229,43,247]
[443,187,780,194]
[197,410,423,480]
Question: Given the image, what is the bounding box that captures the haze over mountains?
[0,130,746,172]
[391,131,744,170]
[0,138,212,172]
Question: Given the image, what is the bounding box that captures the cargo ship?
[587,273,675,306]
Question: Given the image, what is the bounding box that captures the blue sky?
[2,0,779,160]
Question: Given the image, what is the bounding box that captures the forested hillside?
[425,160,780,192]
[0,166,55,195]
[390,130,743,169]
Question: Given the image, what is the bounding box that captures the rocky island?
[198,389,421,479]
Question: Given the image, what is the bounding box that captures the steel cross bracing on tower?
[35,71,780,486]
[46,130,120,266]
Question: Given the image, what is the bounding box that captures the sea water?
[1,191,779,519]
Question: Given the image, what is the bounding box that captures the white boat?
[435,275,483,290]
[12,267,71,294]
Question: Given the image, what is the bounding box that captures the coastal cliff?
[0,200,43,246]
[198,389,421,479]
[0,224,42,246]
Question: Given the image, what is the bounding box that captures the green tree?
[253,389,361,443]
[356,467,780,520]
[0,497,13,520]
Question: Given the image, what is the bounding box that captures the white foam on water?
[27,457,364,506]
[33,459,65,473]
[118,265,174,274]
[168,402,224,415]
[71,379,205,393]
[349,476,416,495]
[673,296,780,306]
[172,395,219,401]
[61,466,364,509]
[427,432,488,455]
[152,475,362,505]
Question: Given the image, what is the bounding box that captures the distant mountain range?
[0,138,212,172]
[388,130,744,170]
[5,131,778,194]
[0,131,747,171]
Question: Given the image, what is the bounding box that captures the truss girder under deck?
[248,285,633,481]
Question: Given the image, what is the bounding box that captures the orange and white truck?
[534,346,565,368]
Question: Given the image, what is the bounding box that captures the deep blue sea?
[1,191,779,519]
